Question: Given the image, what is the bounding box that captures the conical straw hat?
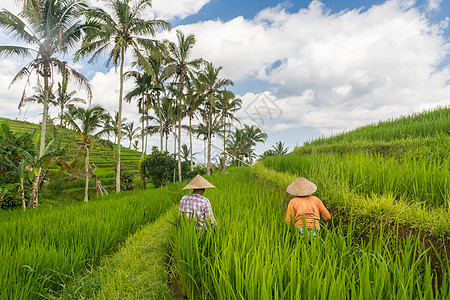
[182,174,216,190]
[286,177,317,196]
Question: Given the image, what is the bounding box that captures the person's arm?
[316,198,331,222]
[285,200,295,225]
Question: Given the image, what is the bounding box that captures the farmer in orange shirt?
[285,177,331,240]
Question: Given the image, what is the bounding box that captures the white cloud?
[427,0,442,12]
[151,0,210,20]
[166,0,450,139]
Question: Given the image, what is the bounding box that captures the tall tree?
[147,96,175,152]
[217,89,241,170]
[55,68,86,127]
[135,47,169,151]
[165,30,202,181]
[0,0,92,158]
[185,78,203,171]
[76,0,170,193]
[197,61,233,175]
[65,105,108,202]
[123,121,140,148]
[124,69,152,186]
[243,125,268,164]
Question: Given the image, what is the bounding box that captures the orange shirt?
[285,196,331,230]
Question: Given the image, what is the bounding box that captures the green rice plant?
[0,183,183,299]
[307,107,449,145]
[172,168,449,299]
[262,152,449,208]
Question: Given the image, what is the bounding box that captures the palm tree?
[123,121,141,148]
[76,0,170,193]
[272,141,289,155]
[193,114,224,165]
[243,125,268,164]
[24,84,56,106]
[226,128,251,166]
[65,105,108,202]
[135,47,169,151]
[55,68,86,127]
[0,0,92,158]
[147,96,175,152]
[165,30,202,181]
[217,89,241,169]
[197,61,233,174]
[101,113,115,142]
[124,69,152,174]
[180,144,193,162]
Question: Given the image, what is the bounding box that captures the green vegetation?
[52,206,178,299]
[261,153,449,208]
[173,168,450,299]
[0,117,141,205]
[306,107,449,145]
[0,183,182,299]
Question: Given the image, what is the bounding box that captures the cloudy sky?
[0,0,449,161]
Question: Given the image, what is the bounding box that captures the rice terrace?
[0,0,449,299]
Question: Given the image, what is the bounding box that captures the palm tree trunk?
[157,92,163,151]
[177,94,182,183]
[31,168,41,209]
[173,131,176,157]
[60,105,64,127]
[223,118,226,171]
[84,145,89,203]
[165,132,168,152]
[116,49,125,193]
[20,177,26,211]
[39,74,50,158]
[207,107,212,175]
[189,117,193,172]
[140,108,145,189]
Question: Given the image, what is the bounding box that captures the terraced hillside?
[0,117,142,203]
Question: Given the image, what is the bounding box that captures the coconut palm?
[272,141,289,155]
[196,61,233,174]
[55,68,86,127]
[216,89,241,169]
[226,128,251,166]
[24,84,56,106]
[165,30,202,181]
[124,69,152,170]
[123,121,141,148]
[135,47,169,151]
[0,0,92,158]
[146,98,172,152]
[76,0,170,193]
[184,79,203,171]
[65,104,108,202]
[243,125,268,164]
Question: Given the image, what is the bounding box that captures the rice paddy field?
[1,107,449,299]
[0,117,142,203]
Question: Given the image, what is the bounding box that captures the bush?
[120,167,136,191]
[140,147,177,188]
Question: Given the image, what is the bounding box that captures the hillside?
[0,117,142,203]
[258,107,449,232]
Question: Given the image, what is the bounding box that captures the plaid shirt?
[179,194,217,228]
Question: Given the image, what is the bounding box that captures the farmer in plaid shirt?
[179,175,217,228]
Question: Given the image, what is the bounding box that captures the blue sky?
[0,0,449,160]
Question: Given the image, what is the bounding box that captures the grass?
[0,117,142,203]
[48,206,178,299]
[306,107,449,145]
[0,182,183,299]
[172,167,450,299]
[253,163,450,237]
[261,152,449,208]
